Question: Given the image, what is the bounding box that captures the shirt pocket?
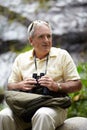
[47,67,63,81]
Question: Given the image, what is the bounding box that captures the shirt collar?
[49,47,58,57]
[28,48,34,59]
[29,47,58,59]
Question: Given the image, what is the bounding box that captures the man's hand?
[8,78,37,91]
[38,76,82,93]
[38,75,58,92]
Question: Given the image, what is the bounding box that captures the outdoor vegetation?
[68,62,87,118]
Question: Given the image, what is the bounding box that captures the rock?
[0,94,4,103]
[0,0,87,52]
[0,88,4,103]
[56,117,87,130]
[0,52,16,88]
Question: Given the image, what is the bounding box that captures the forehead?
[34,24,52,36]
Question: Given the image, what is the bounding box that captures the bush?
[68,63,87,117]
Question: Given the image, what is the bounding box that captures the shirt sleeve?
[8,55,23,83]
[62,50,80,81]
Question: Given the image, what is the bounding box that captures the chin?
[43,49,49,53]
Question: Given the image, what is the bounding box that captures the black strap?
[34,52,49,75]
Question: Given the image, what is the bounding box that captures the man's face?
[29,24,52,58]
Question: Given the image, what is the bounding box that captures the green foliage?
[0,103,5,111]
[68,62,87,117]
[15,44,33,54]
[38,0,50,10]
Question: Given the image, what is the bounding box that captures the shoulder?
[50,47,73,63]
[51,47,70,56]
[13,50,33,65]
[16,50,33,60]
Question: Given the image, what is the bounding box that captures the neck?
[34,51,49,59]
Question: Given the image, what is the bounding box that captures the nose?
[44,36,49,42]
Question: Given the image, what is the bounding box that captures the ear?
[29,37,33,45]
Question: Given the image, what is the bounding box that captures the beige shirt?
[8,47,80,83]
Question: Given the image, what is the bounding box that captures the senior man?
[0,20,82,130]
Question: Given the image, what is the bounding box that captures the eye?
[38,34,52,39]
[39,35,43,38]
[47,34,52,39]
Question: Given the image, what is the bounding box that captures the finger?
[25,84,36,88]
[24,80,37,85]
[25,78,36,82]
[23,87,31,91]
[22,84,36,91]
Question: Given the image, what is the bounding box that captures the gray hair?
[27,20,52,38]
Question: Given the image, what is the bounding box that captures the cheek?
[32,43,40,48]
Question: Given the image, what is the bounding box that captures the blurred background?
[0,0,87,117]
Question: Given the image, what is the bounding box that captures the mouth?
[42,44,49,47]
[42,46,50,50]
